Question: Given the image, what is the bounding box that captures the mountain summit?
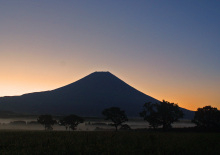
[0,71,194,118]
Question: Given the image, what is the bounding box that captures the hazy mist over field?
[0,117,195,131]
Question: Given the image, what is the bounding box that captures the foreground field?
[0,131,219,154]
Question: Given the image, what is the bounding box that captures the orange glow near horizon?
[0,1,219,112]
[0,70,219,111]
[1,41,219,111]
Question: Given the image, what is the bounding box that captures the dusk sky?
[0,0,219,111]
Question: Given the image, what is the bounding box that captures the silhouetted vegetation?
[192,106,220,129]
[140,100,184,130]
[37,115,57,130]
[120,124,131,130]
[9,121,26,125]
[27,121,39,125]
[102,107,128,131]
[59,114,84,130]
[140,102,160,129]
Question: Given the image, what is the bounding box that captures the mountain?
[0,71,194,118]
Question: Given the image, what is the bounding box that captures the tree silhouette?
[120,124,131,130]
[192,106,220,128]
[140,100,184,130]
[37,115,56,130]
[102,107,128,131]
[59,114,84,131]
[140,102,161,129]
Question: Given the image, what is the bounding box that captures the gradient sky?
[0,0,219,111]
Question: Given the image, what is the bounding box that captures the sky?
[0,0,219,111]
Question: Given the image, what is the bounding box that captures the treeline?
[36,100,220,131]
[37,114,84,131]
[139,101,220,131]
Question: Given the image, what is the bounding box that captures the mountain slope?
[0,72,194,118]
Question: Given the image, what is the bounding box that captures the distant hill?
[0,71,194,119]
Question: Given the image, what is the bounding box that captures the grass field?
[0,130,219,154]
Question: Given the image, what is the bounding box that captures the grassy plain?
[0,130,219,154]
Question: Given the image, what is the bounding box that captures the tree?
[37,115,57,130]
[140,100,184,130]
[102,107,128,131]
[59,114,84,131]
[192,106,220,128]
[139,102,161,129]
[120,124,131,130]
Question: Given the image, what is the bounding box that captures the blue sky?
[0,0,219,110]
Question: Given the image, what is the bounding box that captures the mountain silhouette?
[0,71,194,118]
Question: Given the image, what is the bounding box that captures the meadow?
[0,130,219,154]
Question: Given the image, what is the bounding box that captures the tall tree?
[140,100,184,130]
[102,107,128,131]
[192,106,220,128]
[59,114,84,131]
[139,102,161,129]
[37,115,56,130]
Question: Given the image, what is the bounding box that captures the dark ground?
[0,130,219,154]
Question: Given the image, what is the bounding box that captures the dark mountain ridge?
[0,71,194,119]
